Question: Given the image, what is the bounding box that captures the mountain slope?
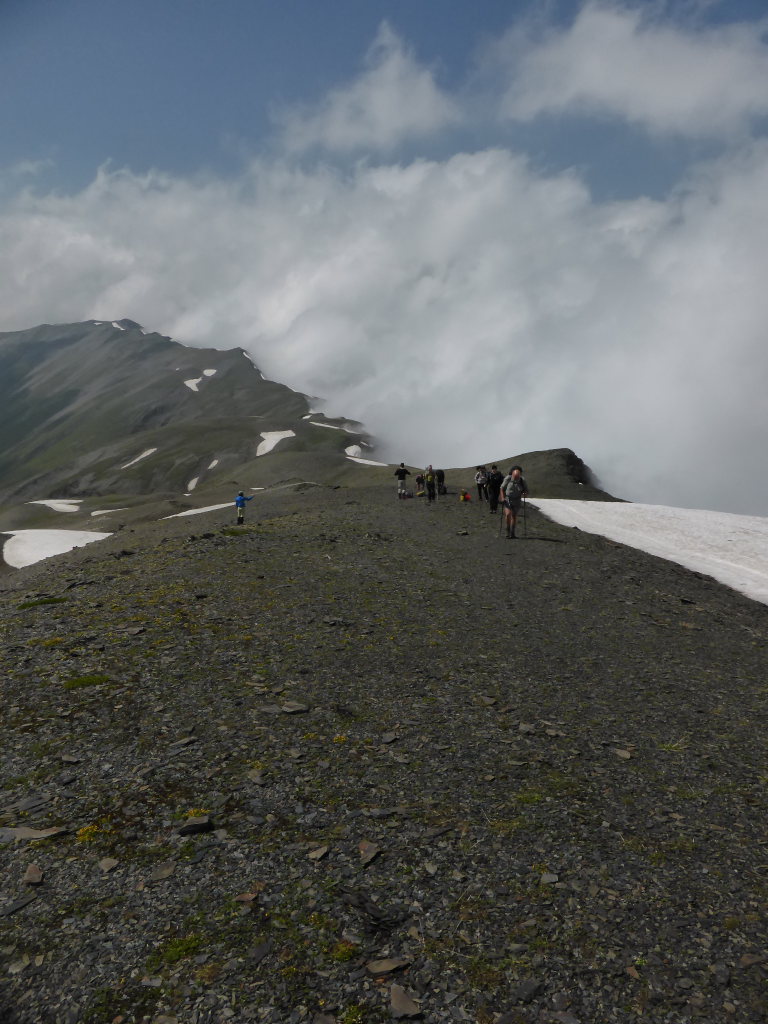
[0,320,372,503]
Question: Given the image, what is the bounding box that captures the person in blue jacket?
[234,490,254,524]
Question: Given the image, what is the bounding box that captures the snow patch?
[91,508,128,517]
[203,368,216,377]
[345,445,363,458]
[187,477,199,492]
[310,420,360,434]
[256,430,295,456]
[121,448,157,470]
[161,503,232,519]
[3,529,111,568]
[112,321,125,331]
[535,500,768,607]
[346,455,389,467]
[27,499,83,513]
[207,458,219,470]
[184,378,203,392]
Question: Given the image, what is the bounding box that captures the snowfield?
[121,448,157,469]
[256,430,295,456]
[27,499,83,513]
[534,500,768,606]
[2,529,111,568]
[162,503,232,519]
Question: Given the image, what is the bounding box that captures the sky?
[1,0,767,513]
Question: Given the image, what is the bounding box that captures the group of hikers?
[394,462,528,539]
[233,462,527,540]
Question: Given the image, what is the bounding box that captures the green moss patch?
[63,673,110,690]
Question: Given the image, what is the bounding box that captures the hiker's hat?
[238,490,244,496]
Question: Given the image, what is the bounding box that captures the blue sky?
[1,1,768,512]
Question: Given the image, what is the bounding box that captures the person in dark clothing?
[500,466,528,538]
[234,490,254,524]
[436,468,446,495]
[424,465,437,503]
[394,463,411,499]
[487,465,504,514]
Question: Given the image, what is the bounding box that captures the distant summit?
[0,319,376,503]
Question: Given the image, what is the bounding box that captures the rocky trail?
[1,485,767,1024]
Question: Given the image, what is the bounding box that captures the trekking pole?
[523,496,527,537]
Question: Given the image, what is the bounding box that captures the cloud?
[274,22,460,153]
[1,138,767,514]
[495,2,768,137]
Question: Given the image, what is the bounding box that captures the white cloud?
[1,140,767,513]
[495,2,768,137]
[275,22,459,153]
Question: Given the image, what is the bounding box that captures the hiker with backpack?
[500,465,528,539]
[394,463,411,499]
[487,465,504,514]
[475,466,488,502]
[424,465,437,503]
[436,468,446,495]
[234,490,254,524]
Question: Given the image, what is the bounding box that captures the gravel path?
[1,485,767,1024]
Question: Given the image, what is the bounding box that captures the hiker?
[415,472,425,493]
[500,466,528,539]
[424,465,437,503]
[234,490,254,524]
[475,466,488,502]
[394,462,411,499]
[487,465,504,514]
[436,468,446,495]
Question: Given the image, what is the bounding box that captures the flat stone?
[366,957,411,975]
[0,826,68,842]
[0,895,36,917]
[390,983,421,1018]
[177,816,214,836]
[98,858,119,873]
[358,840,381,865]
[167,736,197,750]
[150,862,176,881]
[22,864,43,885]
[308,845,329,861]
[281,701,309,714]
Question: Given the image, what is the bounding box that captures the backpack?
[504,477,525,502]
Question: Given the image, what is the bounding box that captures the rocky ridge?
[1,482,766,1024]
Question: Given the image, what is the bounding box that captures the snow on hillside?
[3,529,111,568]
[535,500,768,606]
[121,448,157,470]
[256,430,295,456]
[27,499,83,513]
